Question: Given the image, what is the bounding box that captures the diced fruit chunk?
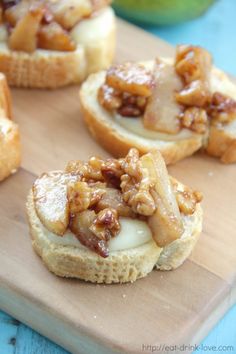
[33,171,77,236]
[8,5,44,53]
[38,22,76,51]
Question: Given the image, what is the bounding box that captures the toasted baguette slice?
[0,116,21,181]
[80,59,236,164]
[0,7,115,89]
[26,183,202,284]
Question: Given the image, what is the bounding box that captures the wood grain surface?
[0,19,236,354]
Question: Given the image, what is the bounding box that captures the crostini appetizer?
[27,148,203,283]
[0,0,115,88]
[80,45,236,164]
[0,72,20,181]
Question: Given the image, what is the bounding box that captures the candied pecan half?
[89,208,120,242]
[180,107,208,134]
[120,149,156,216]
[106,62,154,97]
[208,92,236,124]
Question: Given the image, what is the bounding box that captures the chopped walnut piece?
[175,45,212,85]
[65,157,104,182]
[67,180,105,215]
[171,179,203,215]
[67,181,92,215]
[89,182,107,207]
[180,107,208,134]
[87,156,104,181]
[98,83,147,117]
[175,45,212,126]
[89,208,120,241]
[208,92,236,124]
[120,149,156,216]
[101,158,123,188]
[106,63,154,97]
[38,22,76,51]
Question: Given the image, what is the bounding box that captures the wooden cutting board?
[0,19,236,354]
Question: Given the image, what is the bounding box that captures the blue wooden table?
[1,0,236,353]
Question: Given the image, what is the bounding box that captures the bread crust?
[79,60,236,164]
[0,8,115,89]
[156,204,202,270]
[206,124,236,164]
[0,117,21,182]
[0,73,12,119]
[26,186,202,283]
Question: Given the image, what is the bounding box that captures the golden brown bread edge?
[26,185,202,284]
[79,61,236,165]
[0,74,21,181]
[0,8,116,89]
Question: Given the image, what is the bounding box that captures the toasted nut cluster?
[208,92,236,124]
[175,45,213,133]
[89,208,120,241]
[67,180,105,215]
[180,107,208,134]
[175,45,212,87]
[120,149,156,216]
[101,158,123,188]
[171,179,203,215]
[66,156,104,181]
[1,0,110,53]
[95,188,134,217]
[98,63,154,117]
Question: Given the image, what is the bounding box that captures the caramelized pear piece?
[143,60,182,134]
[140,150,184,247]
[33,171,77,236]
[38,22,76,51]
[70,210,109,258]
[106,63,154,97]
[49,0,92,30]
[9,5,44,53]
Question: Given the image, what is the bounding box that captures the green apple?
[112,0,215,26]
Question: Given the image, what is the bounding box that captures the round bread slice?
[26,185,202,284]
[0,73,20,181]
[0,7,115,89]
[79,59,236,164]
